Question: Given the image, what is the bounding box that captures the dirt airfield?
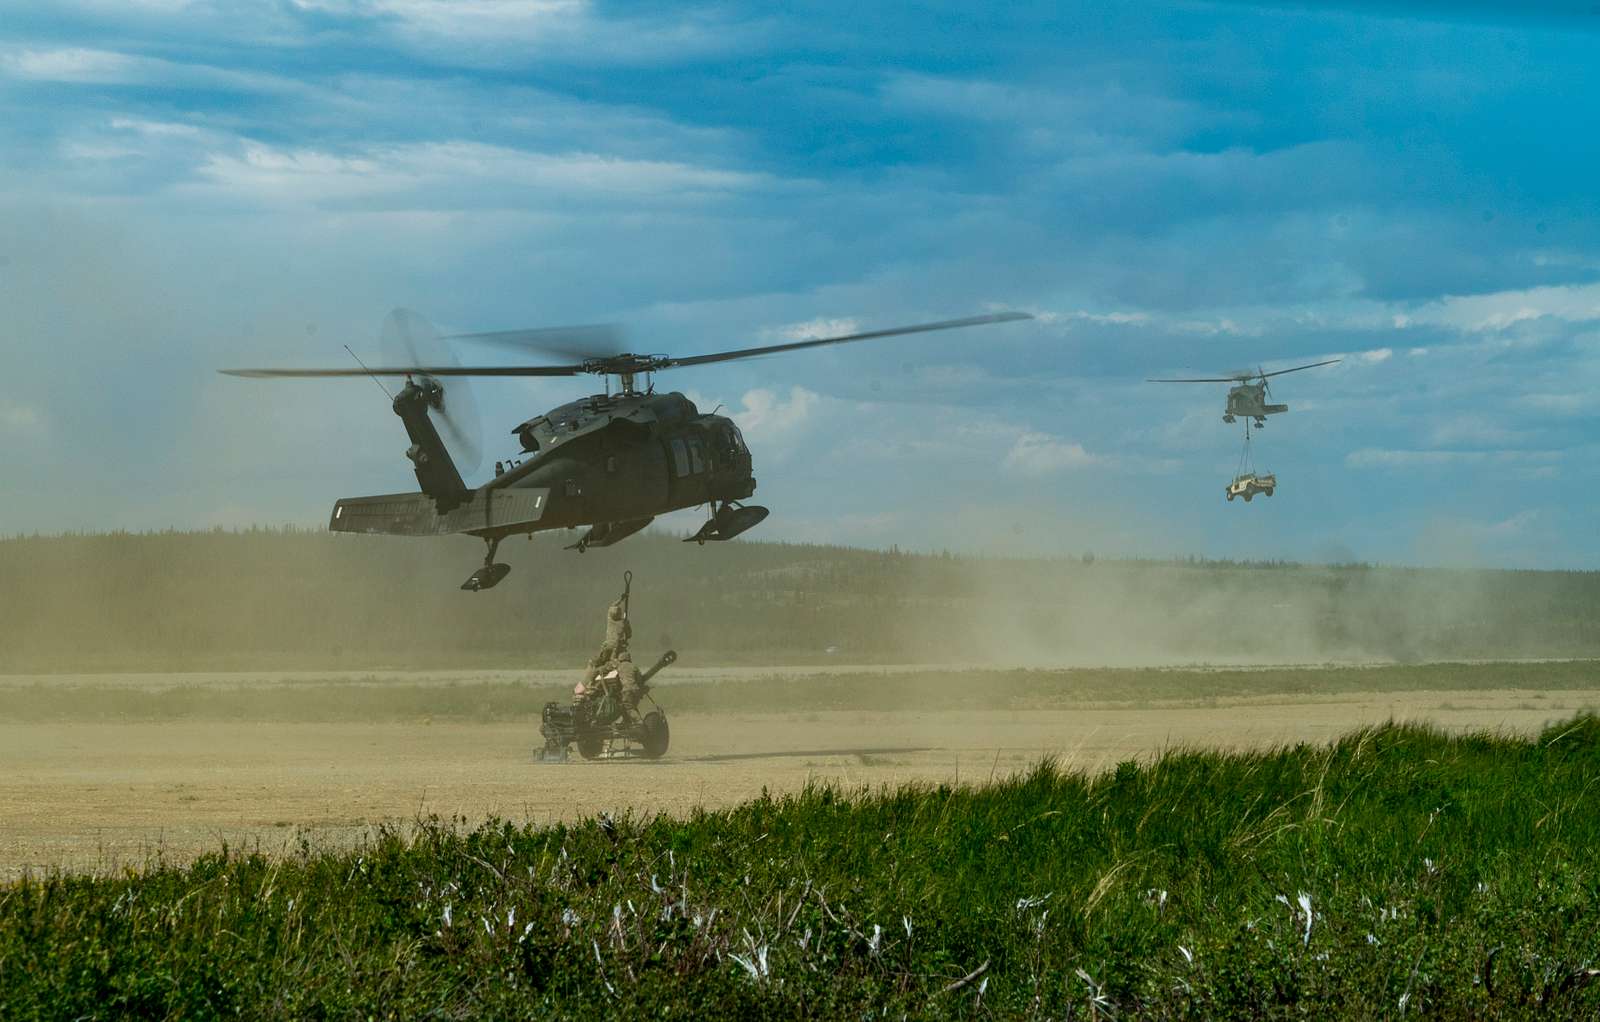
[3,665,1596,880]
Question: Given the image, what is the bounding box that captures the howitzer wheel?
[576,734,604,760]
[640,711,670,759]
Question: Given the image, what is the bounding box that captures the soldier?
[580,592,632,692]
[601,597,632,661]
[613,650,645,711]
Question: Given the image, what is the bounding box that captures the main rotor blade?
[662,311,1033,370]
[1257,358,1342,379]
[444,323,625,362]
[219,365,583,378]
[1146,376,1244,383]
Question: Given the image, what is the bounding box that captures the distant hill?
[1,529,1597,672]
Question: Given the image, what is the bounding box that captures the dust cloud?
[1,530,1592,674]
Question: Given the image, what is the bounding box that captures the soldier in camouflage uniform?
[581,587,645,717]
[612,650,644,711]
[581,598,631,685]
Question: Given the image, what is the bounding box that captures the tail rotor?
[381,308,482,479]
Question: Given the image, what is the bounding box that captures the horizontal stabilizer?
[330,487,550,537]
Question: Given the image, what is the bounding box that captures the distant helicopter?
[1147,359,1341,425]
[222,308,1030,591]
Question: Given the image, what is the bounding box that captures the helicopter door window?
[670,437,690,477]
[687,436,706,475]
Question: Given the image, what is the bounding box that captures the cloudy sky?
[4,0,1598,567]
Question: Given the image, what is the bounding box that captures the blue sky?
[3,1,1597,567]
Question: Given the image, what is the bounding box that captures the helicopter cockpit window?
[670,437,690,477]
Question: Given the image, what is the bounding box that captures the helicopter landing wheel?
[461,536,512,591]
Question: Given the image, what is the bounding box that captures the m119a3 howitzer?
[539,649,677,762]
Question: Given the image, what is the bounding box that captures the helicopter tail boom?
[329,487,551,538]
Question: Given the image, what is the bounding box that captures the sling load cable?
[1235,418,1256,479]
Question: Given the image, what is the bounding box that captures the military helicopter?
[1147,359,1341,425]
[222,307,1030,591]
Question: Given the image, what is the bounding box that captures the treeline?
[1,529,1598,671]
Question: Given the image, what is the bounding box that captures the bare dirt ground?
[2,671,1594,879]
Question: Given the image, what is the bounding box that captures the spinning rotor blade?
[220,365,584,378]
[1147,358,1342,384]
[1256,358,1342,379]
[662,311,1033,369]
[221,310,1034,382]
[444,323,625,362]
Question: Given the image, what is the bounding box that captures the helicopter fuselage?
[332,385,764,587]
[486,389,756,534]
[1223,381,1288,423]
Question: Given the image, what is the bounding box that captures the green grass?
[4,660,1597,722]
[5,718,1600,1018]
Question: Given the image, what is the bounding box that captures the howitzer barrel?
[640,649,677,685]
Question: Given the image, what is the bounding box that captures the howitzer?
[639,649,676,688]
[538,647,678,762]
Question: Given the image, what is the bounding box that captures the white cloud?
[732,386,819,451]
[1476,509,1539,538]
[1345,448,1562,470]
[763,317,860,342]
[0,402,45,437]
[0,47,141,82]
[1036,308,1150,327]
[0,45,304,94]
[291,0,749,65]
[110,117,201,137]
[191,140,772,207]
[1410,281,1600,333]
[1002,430,1098,476]
[1519,392,1590,417]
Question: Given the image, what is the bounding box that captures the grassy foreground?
[6,720,1600,1019]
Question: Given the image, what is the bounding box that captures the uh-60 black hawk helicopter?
[223,308,1030,591]
[1147,358,1341,426]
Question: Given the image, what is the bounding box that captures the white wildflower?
[731,946,769,982]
